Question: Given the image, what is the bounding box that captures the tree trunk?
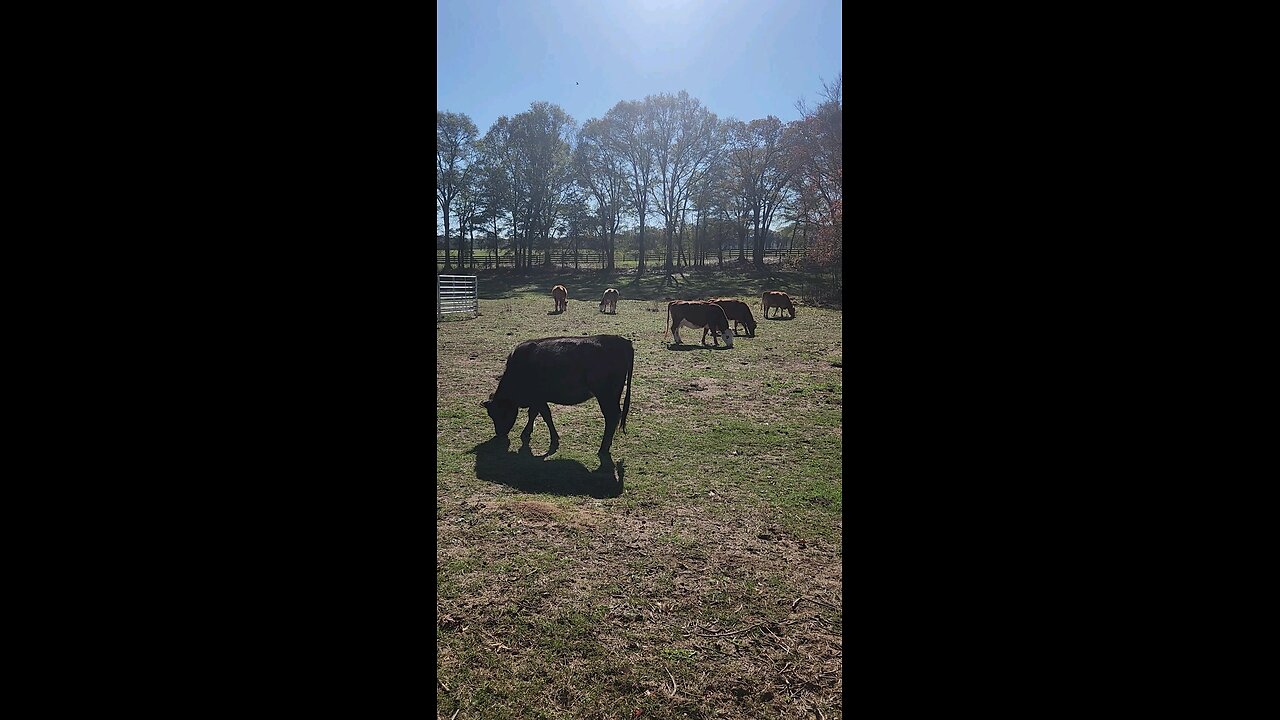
[752,206,764,270]
[637,218,646,276]
[676,215,686,269]
[663,225,674,286]
[693,209,702,269]
[442,210,452,271]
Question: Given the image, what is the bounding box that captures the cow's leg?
[701,327,709,345]
[672,325,682,344]
[539,403,559,452]
[520,407,538,445]
[596,396,621,456]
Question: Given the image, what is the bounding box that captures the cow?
[552,285,568,313]
[482,334,634,457]
[762,291,796,319]
[709,298,758,337]
[599,288,620,314]
[667,301,735,348]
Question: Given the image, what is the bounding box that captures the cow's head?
[481,395,517,437]
[720,329,734,349]
[744,318,758,336]
[787,304,796,318]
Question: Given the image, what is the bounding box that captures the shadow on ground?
[469,437,624,498]
[667,343,734,351]
[470,267,821,303]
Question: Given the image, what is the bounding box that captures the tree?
[604,100,657,276]
[454,164,483,270]
[791,73,843,303]
[792,73,843,267]
[436,111,478,271]
[575,118,631,272]
[725,117,796,270]
[644,92,722,285]
[507,102,577,269]
[471,142,510,267]
[480,116,530,269]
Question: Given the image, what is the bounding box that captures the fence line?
[436,247,809,271]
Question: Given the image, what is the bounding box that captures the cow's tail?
[620,344,633,433]
[664,301,671,340]
[762,292,767,317]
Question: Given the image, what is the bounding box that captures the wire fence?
[436,247,810,271]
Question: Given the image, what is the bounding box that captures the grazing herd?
[583,286,785,345]
[480,284,797,456]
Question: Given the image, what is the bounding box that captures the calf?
[551,285,568,313]
[599,288,620,314]
[667,301,734,348]
[482,335,634,457]
[710,298,758,337]
[762,291,796,318]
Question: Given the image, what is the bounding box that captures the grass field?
[437,268,842,719]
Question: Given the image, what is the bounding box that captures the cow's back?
[500,335,632,406]
[669,300,729,327]
[711,298,754,322]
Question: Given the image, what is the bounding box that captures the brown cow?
[762,291,796,319]
[552,285,568,313]
[599,288,620,314]
[667,301,734,348]
[710,298,758,337]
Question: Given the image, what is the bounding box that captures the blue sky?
[437,0,842,136]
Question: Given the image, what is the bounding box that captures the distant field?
[437,269,842,719]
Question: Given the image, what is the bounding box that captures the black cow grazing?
[710,298,758,337]
[762,291,796,318]
[667,301,734,348]
[482,335,634,457]
[599,288,620,314]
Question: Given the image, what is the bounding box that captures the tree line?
[437,75,841,284]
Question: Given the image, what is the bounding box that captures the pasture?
[437,269,843,719]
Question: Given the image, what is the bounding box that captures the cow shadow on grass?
[667,344,734,351]
[469,437,624,498]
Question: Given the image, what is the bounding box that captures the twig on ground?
[665,666,678,698]
[693,622,762,637]
[793,596,838,611]
[438,678,451,692]
[451,709,460,720]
